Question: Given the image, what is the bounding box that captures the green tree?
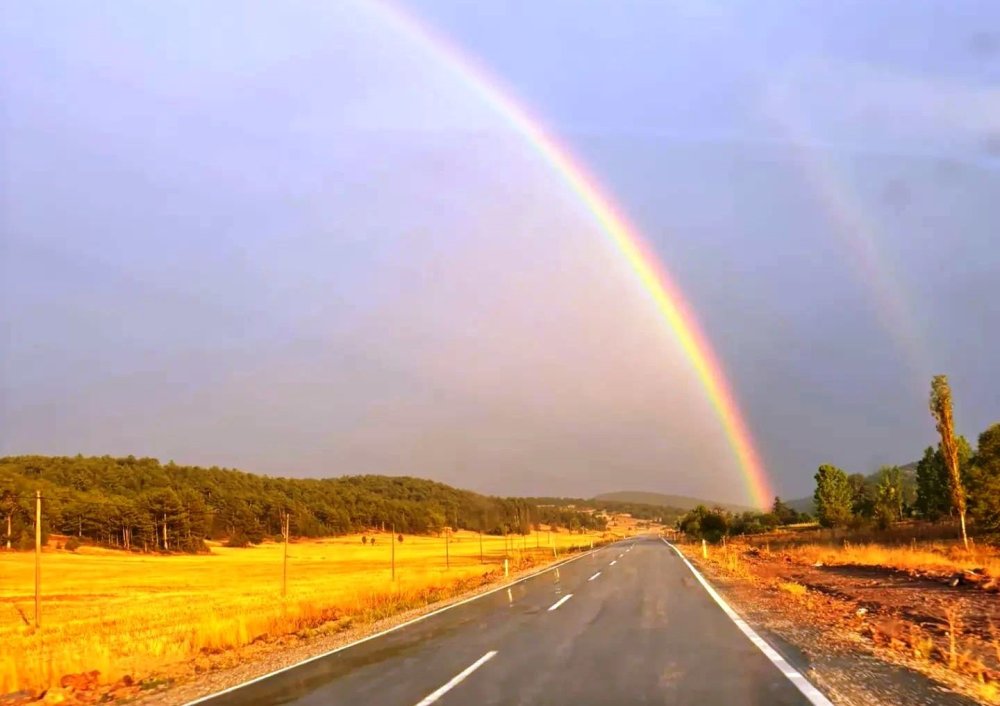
[968,423,1000,529]
[929,375,968,549]
[847,473,875,518]
[873,466,903,529]
[771,497,797,525]
[915,446,949,520]
[814,464,853,528]
[677,505,730,542]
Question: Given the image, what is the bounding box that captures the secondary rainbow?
[371,1,773,508]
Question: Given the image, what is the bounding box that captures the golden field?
[779,540,1000,580]
[0,529,611,696]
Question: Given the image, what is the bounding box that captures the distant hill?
[593,491,753,514]
[786,461,918,514]
[0,455,606,552]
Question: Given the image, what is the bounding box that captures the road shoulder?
[679,547,991,705]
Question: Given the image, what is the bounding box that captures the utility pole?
[281,511,290,598]
[34,490,41,628]
[391,522,396,582]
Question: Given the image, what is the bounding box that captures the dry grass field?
[779,540,1000,581]
[0,528,613,696]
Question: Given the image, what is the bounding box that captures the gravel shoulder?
[682,547,998,706]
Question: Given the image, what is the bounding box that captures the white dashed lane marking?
[547,594,574,612]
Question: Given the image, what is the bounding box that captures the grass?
[777,540,1000,581]
[0,528,611,696]
[778,581,807,597]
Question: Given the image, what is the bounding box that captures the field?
[0,528,613,697]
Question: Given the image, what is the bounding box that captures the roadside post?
[35,489,41,628]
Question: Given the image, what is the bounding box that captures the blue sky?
[2,1,998,503]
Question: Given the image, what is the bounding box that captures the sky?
[1,1,998,505]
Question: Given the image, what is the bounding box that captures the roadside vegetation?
[677,376,999,548]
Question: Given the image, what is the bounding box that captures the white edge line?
[587,571,601,581]
[183,541,624,705]
[661,538,834,706]
[413,650,498,706]
[547,593,573,611]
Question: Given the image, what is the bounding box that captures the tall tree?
[929,375,968,549]
[814,464,853,528]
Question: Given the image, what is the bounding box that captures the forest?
[0,455,607,552]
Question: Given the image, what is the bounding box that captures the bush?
[17,534,35,551]
[225,532,250,548]
[65,537,81,552]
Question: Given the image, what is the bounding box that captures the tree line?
[678,376,998,542]
[813,377,998,542]
[522,496,688,526]
[0,455,606,553]
[675,497,811,542]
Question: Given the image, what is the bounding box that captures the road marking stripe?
[661,538,834,706]
[413,651,497,706]
[182,543,623,706]
[588,571,601,581]
[609,560,617,565]
[547,594,573,611]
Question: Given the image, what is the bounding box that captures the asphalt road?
[194,537,826,706]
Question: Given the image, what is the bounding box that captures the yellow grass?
[780,541,1000,579]
[0,529,610,695]
[778,581,807,597]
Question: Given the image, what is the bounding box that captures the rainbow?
[772,104,930,388]
[370,1,773,508]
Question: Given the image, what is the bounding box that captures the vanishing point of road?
[191,536,831,706]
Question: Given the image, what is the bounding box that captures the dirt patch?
[683,543,1000,705]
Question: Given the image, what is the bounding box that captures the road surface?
[193,537,827,705]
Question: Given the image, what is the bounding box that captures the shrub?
[225,532,250,548]
[65,537,81,552]
[17,534,35,551]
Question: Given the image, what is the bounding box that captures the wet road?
[192,537,827,706]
